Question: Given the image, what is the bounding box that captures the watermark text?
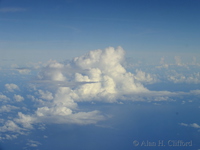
[133,140,192,147]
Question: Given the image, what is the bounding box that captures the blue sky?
[1,0,200,66]
[0,0,200,150]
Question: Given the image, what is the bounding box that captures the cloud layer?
[0,46,199,142]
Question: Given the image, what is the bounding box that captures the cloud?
[35,106,72,117]
[0,105,19,113]
[190,90,200,95]
[172,73,200,84]
[180,123,200,129]
[36,46,148,102]
[179,123,189,127]
[36,109,105,125]
[70,47,148,98]
[0,134,18,140]
[0,113,37,137]
[0,94,10,101]
[16,68,31,74]
[5,83,20,92]
[133,69,158,84]
[190,123,200,128]
[148,58,200,84]
[13,94,24,102]
[0,120,22,133]
[166,69,200,84]
[0,7,26,13]
[34,86,105,125]
[26,140,41,147]
[37,60,66,81]
[14,112,36,129]
[38,90,53,100]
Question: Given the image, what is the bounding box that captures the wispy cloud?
[180,122,200,132]
[0,7,26,13]
[26,140,41,147]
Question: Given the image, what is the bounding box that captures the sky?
[0,0,200,66]
[0,0,200,150]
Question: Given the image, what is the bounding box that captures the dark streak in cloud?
[30,79,99,89]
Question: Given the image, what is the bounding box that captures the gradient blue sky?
[1,0,200,66]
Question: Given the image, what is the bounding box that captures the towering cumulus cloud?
[38,46,148,102]
[33,47,149,124]
[73,46,148,100]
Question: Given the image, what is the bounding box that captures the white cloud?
[26,140,41,147]
[0,113,37,136]
[64,110,105,125]
[71,46,148,101]
[36,109,105,125]
[190,123,200,129]
[0,105,19,113]
[180,123,200,129]
[37,60,66,81]
[133,69,158,84]
[0,94,10,101]
[190,90,200,95]
[53,87,78,109]
[179,123,188,127]
[35,46,148,103]
[5,83,20,92]
[167,71,200,84]
[38,90,53,100]
[34,87,105,124]
[16,68,31,74]
[27,94,46,106]
[13,94,24,102]
[0,134,18,140]
[36,106,72,117]
[14,112,36,129]
[0,120,22,133]
[151,59,200,84]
